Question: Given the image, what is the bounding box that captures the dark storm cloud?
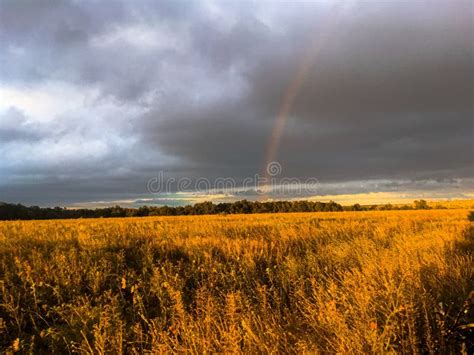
[0,0,472,205]
[142,0,473,181]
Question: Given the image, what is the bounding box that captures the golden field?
[1,210,473,353]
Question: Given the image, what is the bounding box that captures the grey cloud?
[0,0,472,205]
[142,1,473,181]
[0,107,44,142]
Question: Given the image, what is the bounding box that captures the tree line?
[0,199,433,221]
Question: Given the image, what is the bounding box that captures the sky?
[0,0,473,207]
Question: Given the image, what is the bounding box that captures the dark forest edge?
[0,199,440,221]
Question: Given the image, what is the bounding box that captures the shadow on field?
[454,211,474,255]
[451,213,474,351]
[419,212,474,352]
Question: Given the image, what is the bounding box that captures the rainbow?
[262,3,347,190]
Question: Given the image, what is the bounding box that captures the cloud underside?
[0,0,472,206]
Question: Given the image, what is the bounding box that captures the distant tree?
[125,208,138,217]
[414,200,429,210]
[137,206,150,216]
[193,202,215,215]
[231,200,252,214]
[324,201,343,212]
[0,199,348,220]
[111,205,126,217]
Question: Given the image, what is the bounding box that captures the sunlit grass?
[1,210,472,353]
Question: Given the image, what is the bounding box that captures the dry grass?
[1,210,473,353]
[427,199,474,209]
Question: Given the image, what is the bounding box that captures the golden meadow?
[1,209,473,353]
